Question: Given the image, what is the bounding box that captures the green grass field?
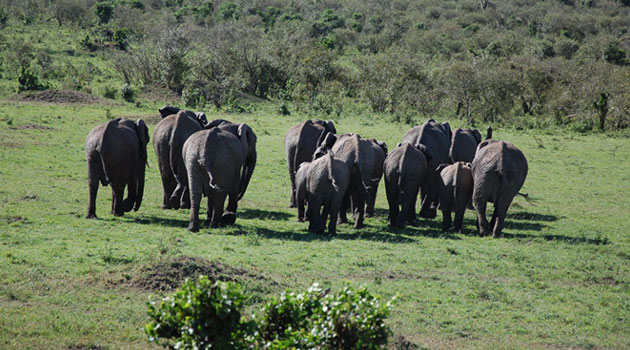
[0,100,629,349]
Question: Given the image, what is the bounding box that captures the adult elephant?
[472,140,528,238]
[153,109,208,209]
[284,120,336,207]
[183,128,244,232]
[365,138,387,217]
[204,119,257,202]
[316,133,375,229]
[85,118,149,218]
[401,119,451,219]
[449,128,481,163]
[383,143,430,228]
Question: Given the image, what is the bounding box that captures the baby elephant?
[294,161,312,222]
[437,162,474,232]
[85,118,149,218]
[307,152,350,235]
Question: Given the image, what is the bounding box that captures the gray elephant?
[306,151,350,235]
[153,109,208,209]
[383,143,430,228]
[472,140,528,237]
[204,119,257,202]
[365,138,388,217]
[437,162,474,232]
[401,119,451,219]
[85,118,149,218]
[294,161,312,222]
[183,128,244,232]
[449,128,481,163]
[316,133,375,229]
[284,120,336,207]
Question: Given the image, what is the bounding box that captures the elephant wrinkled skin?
[449,128,481,163]
[437,161,474,232]
[306,152,350,235]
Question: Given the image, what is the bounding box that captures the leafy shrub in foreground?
[146,279,394,349]
[146,277,246,350]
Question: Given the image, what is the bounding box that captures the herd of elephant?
[85,106,528,238]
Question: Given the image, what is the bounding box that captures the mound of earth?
[18,90,105,104]
[124,256,264,292]
[390,335,419,350]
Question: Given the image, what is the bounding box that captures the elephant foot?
[492,230,502,238]
[419,209,437,219]
[365,212,374,218]
[169,196,181,210]
[181,202,191,209]
[187,221,199,232]
[113,211,124,217]
[86,213,97,219]
[353,221,365,229]
[221,212,236,226]
[161,203,172,210]
[297,217,304,222]
[123,198,134,212]
[288,202,297,208]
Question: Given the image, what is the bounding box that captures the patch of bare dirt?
[66,344,107,350]
[390,335,419,350]
[3,216,26,224]
[9,124,54,130]
[17,90,105,104]
[112,256,271,292]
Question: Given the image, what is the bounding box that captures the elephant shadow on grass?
[237,208,293,221]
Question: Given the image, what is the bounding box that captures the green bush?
[95,2,114,24]
[603,41,627,66]
[146,277,246,350]
[218,2,241,20]
[113,28,129,51]
[17,67,48,91]
[146,280,393,349]
[121,83,134,102]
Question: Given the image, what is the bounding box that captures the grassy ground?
[0,100,628,349]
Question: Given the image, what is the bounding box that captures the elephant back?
[402,119,450,169]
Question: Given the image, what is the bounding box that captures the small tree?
[95,2,114,24]
[593,92,610,131]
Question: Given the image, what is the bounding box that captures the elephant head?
[237,123,257,200]
[134,119,150,211]
[195,112,208,126]
[313,132,337,160]
[159,105,181,118]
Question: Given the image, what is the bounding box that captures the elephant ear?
[415,143,432,164]
[325,120,337,134]
[135,119,149,161]
[159,105,180,118]
[441,122,452,141]
[378,141,388,155]
[204,118,231,130]
[237,123,257,158]
[195,112,208,126]
[472,129,482,143]
[237,123,257,200]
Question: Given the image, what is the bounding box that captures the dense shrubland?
[1,0,629,130]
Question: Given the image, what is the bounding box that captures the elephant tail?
[327,151,339,192]
[207,170,224,193]
[453,162,462,214]
[397,144,411,200]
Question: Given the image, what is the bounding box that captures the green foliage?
[130,0,145,10]
[532,40,555,59]
[80,34,96,52]
[603,41,628,66]
[0,6,9,28]
[121,83,134,102]
[113,27,129,51]
[17,66,48,91]
[146,277,245,350]
[103,86,117,99]
[312,9,345,37]
[218,2,241,21]
[95,1,114,24]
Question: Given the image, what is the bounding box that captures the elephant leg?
[205,193,213,227]
[492,196,512,238]
[406,184,421,227]
[123,172,137,213]
[385,181,399,227]
[475,200,489,237]
[222,191,238,226]
[307,194,324,234]
[352,190,366,229]
[328,198,341,235]
[187,169,203,232]
[337,193,350,225]
[112,183,126,217]
[159,169,176,209]
[180,187,191,209]
[297,195,306,222]
[453,208,465,232]
[210,191,227,228]
[86,162,100,219]
[365,186,377,218]
[441,206,452,232]
[322,202,330,226]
